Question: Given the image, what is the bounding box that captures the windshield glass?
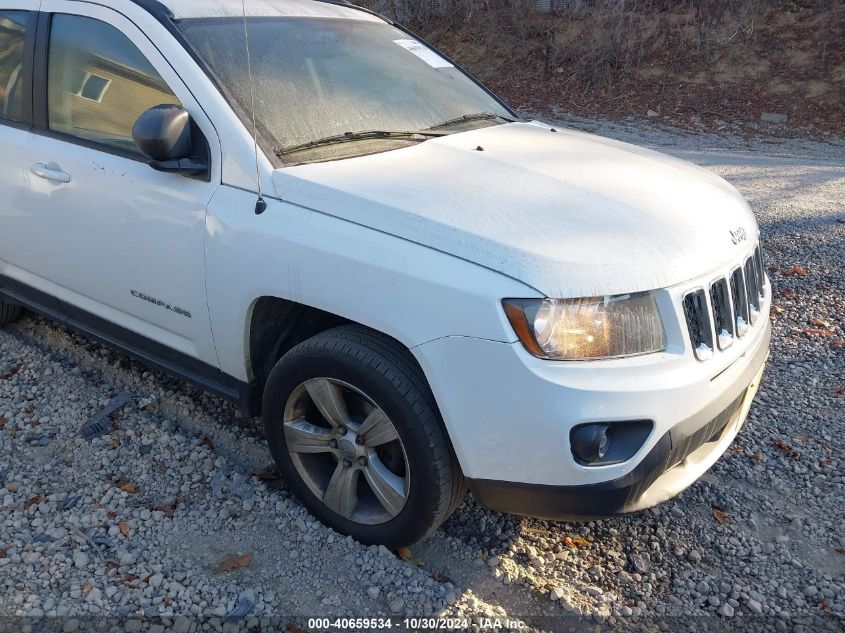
[178,17,512,161]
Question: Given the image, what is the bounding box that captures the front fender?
[205,186,537,380]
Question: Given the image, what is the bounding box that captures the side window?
[0,10,27,123]
[47,14,181,154]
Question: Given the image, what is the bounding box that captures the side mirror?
[132,104,207,177]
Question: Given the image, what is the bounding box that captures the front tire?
[0,300,23,326]
[262,325,465,548]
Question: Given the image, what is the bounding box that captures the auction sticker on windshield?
[393,39,454,68]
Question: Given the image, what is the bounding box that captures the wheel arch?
[245,296,438,418]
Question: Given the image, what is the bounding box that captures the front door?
[0,4,63,308]
[24,1,221,364]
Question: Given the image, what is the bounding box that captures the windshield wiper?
[276,129,448,157]
[426,111,516,131]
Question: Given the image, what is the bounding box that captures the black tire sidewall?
[263,342,449,548]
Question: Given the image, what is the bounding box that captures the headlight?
[502,292,665,360]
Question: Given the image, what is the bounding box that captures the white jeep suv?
[0,0,770,547]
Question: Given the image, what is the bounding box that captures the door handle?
[31,162,72,184]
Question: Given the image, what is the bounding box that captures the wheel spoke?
[358,408,399,447]
[304,378,349,428]
[363,454,407,517]
[324,462,359,518]
[284,420,334,454]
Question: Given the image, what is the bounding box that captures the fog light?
[570,420,654,467]
[571,423,610,463]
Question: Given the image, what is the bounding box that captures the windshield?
[178,16,512,162]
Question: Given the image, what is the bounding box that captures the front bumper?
[467,324,769,519]
[412,265,771,516]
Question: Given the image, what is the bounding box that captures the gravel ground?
[1,122,843,632]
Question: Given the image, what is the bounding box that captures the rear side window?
[47,14,180,154]
[0,10,27,123]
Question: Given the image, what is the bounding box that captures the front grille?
[684,244,766,361]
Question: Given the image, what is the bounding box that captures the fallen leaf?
[712,507,729,524]
[286,624,308,633]
[564,535,590,548]
[250,466,279,481]
[819,600,832,613]
[0,416,6,428]
[25,495,45,509]
[810,318,832,328]
[836,386,845,396]
[118,522,130,536]
[395,547,425,566]
[771,438,799,459]
[116,480,139,494]
[153,499,178,518]
[782,265,810,277]
[213,552,252,575]
[781,289,796,298]
[106,511,117,519]
[801,329,834,337]
[199,434,214,449]
[835,547,845,554]
[729,445,744,454]
[772,305,785,314]
[833,339,845,348]
[111,439,121,448]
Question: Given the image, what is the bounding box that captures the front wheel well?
[248,297,350,407]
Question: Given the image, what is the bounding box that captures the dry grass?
[360,0,845,132]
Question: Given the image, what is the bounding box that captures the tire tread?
[0,301,22,326]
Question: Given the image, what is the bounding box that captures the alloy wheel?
[283,377,410,525]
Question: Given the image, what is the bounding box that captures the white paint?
[160,0,382,21]
[274,121,760,298]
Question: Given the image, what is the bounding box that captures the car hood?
[272,122,758,297]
